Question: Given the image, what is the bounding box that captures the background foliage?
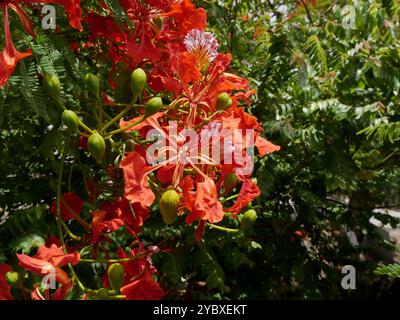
[1,0,400,299]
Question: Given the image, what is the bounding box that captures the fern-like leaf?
[17,59,50,122]
[306,35,328,74]
[374,264,400,278]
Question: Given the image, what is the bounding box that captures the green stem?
[61,198,92,230]
[55,99,66,111]
[221,194,239,203]
[56,147,68,251]
[79,255,145,264]
[105,117,144,138]
[60,220,82,241]
[97,100,103,130]
[78,119,94,134]
[56,147,93,295]
[207,223,239,233]
[101,94,139,132]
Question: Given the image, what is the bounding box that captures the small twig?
[300,0,314,25]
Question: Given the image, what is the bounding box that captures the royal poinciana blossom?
[0,0,279,300]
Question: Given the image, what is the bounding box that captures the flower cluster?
[0,0,279,300]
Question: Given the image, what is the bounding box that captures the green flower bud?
[240,209,258,231]
[144,97,163,118]
[87,131,106,164]
[108,263,125,291]
[61,110,79,132]
[159,189,180,224]
[5,271,21,288]
[43,72,61,101]
[130,68,147,96]
[216,92,233,110]
[84,73,100,99]
[224,173,239,192]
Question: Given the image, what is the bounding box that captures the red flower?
[50,192,84,222]
[17,244,80,285]
[103,248,165,300]
[92,197,150,243]
[0,264,14,300]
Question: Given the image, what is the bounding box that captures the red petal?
[85,13,126,42]
[255,135,281,157]
[163,0,207,36]
[127,36,163,65]
[8,4,36,38]
[172,51,201,87]
[226,179,260,214]
[119,112,164,136]
[17,254,53,276]
[180,175,195,212]
[120,151,155,207]
[194,176,224,224]
[124,201,150,232]
[35,244,80,267]
[156,164,175,184]
[52,280,73,300]
[121,277,164,300]
[195,220,206,242]
[50,192,84,222]
[0,3,32,88]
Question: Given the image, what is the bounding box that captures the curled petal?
[255,135,281,157]
[17,254,54,277]
[225,179,260,214]
[121,277,164,300]
[8,4,36,38]
[34,244,80,268]
[194,176,224,224]
[120,151,155,207]
[0,3,32,88]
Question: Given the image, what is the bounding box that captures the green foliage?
[195,0,400,298]
[375,264,400,278]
